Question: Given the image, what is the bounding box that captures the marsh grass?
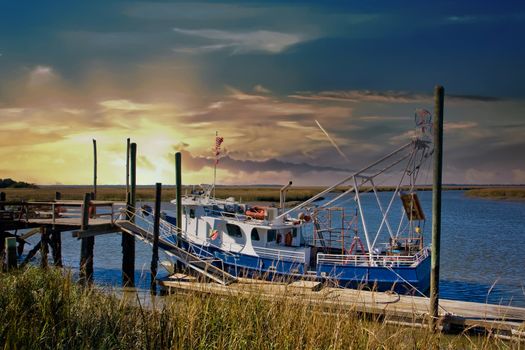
[466,188,525,200]
[0,267,514,349]
[0,185,474,203]
[0,186,326,203]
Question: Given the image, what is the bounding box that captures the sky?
[0,0,524,185]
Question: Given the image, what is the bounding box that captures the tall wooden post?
[80,193,94,285]
[175,152,182,246]
[93,139,97,199]
[122,143,136,287]
[126,138,130,198]
[52,192,63,266]
[430,85,444,331]
[40,226,49,268]
[175,152,183,272]
[5,237,17,270]
[151,182,161,294]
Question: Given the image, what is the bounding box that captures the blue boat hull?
[169,237,430,294]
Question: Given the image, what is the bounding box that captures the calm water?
[22,191,525,306]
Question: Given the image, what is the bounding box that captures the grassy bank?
[0,186,324,203]
[466,188,525,201]
[0,268,512,349]
[1,185,480,203]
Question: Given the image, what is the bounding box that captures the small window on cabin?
[251,228,260,241]
[189,208,195,219]
[267,229,276,242]
[226,223,243,238]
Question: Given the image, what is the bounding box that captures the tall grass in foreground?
[0,268,514,349]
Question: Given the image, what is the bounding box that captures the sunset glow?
[1,2,524,185]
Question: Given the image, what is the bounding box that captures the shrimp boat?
[164,115,434,294]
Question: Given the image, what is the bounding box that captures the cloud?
[99,99,159,111]
[253,84,271,94]
[124,2,260,21]
[178,149,346,176]
[290,90,503,104]
[138,155,155,171]
[290,90,429,103]
[512,169,525,183]
[173,28,307,54]
[465,168,496,183]
[29,65,57,86]
[444,121,477,131]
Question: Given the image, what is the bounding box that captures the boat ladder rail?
[116,207,237,286]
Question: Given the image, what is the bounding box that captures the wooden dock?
[159,276,525,340]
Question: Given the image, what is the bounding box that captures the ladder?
[116,218,237,286]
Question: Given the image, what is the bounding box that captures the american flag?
[215,135,224,164]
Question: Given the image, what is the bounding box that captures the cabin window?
[189,208,195,219]
[226,223,243,238]
[267,229,276,242]
[251,228,260,241]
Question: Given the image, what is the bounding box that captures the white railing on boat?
[317,247,429,267]
[253,246,306,263]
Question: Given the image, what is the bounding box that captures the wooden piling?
[150,182,162,294]
[430,85,444,332]
[0,191,5,210]
[175,152,182,244]
[40,226,49,269]
[5,237,17,270]
[126,138,130,198]
[122,142,136,287]
[93,139,97,199]
[80,193,94,284]
[52,192,63,266]
[0,192,5,269]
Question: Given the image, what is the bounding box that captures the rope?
[384,264,452,315]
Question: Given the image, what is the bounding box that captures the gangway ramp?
[116,219,237,286]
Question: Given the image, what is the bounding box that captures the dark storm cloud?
[177,150,346,176]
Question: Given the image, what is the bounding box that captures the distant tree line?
[0,178,39,189]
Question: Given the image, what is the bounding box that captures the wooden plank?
[71,224,119,238]
[157,279,525,338]
[20,228,40,240]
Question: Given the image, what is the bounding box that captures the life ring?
[284,231,293,246]
[245,206,266,220]
[209,229,219,241]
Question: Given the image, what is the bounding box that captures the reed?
[0,268,512,349]
[466,188,525,200]
[1,185,470,203]
[0,186,327,203]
